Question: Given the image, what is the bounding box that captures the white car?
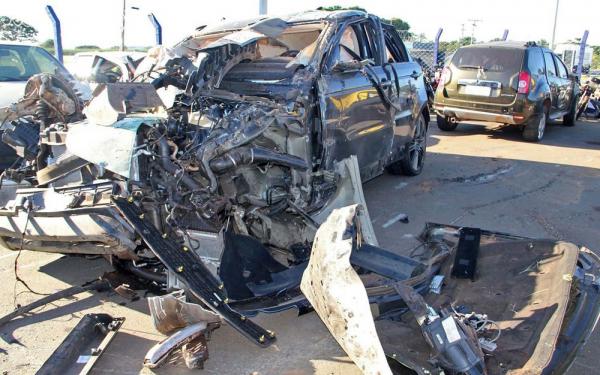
[66,51,145,85]
[0,42,90,168]
[0,42,90,108]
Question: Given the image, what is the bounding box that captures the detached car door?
[317,18,394,181]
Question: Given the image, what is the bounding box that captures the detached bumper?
[0,185,137,259]
[434,105,522,124]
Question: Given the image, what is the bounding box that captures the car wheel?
[563,96,577,126]
[523,106,547,142]
[436,114,458,131]
[387,114,427,176]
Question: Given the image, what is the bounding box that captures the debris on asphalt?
[451,227,481,280]
[429,275,444,294]
[440,166,514,184]
[0,279,110,327]
[382,212,410,228]
[393,282,487,375]
[301,205,392,375]
[144,321,217,369]
[37,313,124,375]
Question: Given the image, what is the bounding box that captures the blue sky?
[4,0,599,48]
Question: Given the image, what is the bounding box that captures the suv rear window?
[451,47,524,72]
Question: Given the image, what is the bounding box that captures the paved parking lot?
[1,118,599,374]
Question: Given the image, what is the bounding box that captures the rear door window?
[553,54,568,79]
[359,21,380,63]
[451,47,523,72]
[383,28,409,63]
[544,52,557,77]
[527,48,545,76]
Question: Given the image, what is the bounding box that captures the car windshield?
[451,47,524,72]
[0,45,67,82]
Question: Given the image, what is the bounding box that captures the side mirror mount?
[332,59,374,73]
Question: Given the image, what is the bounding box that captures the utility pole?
[259,0,268,15]
[121,0,126,51]
[551,0,560,50]
[460,23,465,41]
[468,19,481,45]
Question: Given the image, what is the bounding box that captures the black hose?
[157,137,201,191]
[209,147,308,174]
[122,262,167,284]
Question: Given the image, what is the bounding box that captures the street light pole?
[121,0,126,51]
[551,0,559,50]
[467,19,481,45]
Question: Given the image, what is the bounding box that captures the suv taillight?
[518,71,531,94]
[441,67,452,86]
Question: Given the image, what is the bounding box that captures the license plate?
[464,85,491,96]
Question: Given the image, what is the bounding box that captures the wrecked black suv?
[0,10,598,375]
[0,9,428,339]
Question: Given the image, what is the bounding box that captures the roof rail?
[525,41,537,47]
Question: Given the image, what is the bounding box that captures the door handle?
[410,71,420,80]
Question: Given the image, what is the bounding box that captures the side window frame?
[358,19,383,65]
[543,51,557,78]
[553,54,569,79]
[325,19,382,71]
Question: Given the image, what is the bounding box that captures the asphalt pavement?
[0,118,599,374]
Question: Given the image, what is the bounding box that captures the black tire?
[523,106,548,142]
[436,114,458,131]
[387,114,427,176]
[563,96,577,126]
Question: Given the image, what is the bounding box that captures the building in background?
[554,42,593,74]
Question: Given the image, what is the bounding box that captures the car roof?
[196,9,367,36]
[461,41,531,50]
[0,41,44,48]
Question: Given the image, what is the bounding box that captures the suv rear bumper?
[434,104,524,125]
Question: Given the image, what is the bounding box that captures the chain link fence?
[398,30,464,72]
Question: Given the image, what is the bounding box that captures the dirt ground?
[1,118,599,375]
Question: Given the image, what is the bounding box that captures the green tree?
[0,16,37,41]
[537,39,549,48]
[383,18,410,31]
[75,45,100,50]
[40,38,54,49]
[592,45,600,70]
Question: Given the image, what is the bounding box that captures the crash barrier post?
[577,30,589,78]
[502,29,509,41]
[45,5,63,63]
[433,28,443,67]
[259,0,268,15]
[148,13,162,45]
